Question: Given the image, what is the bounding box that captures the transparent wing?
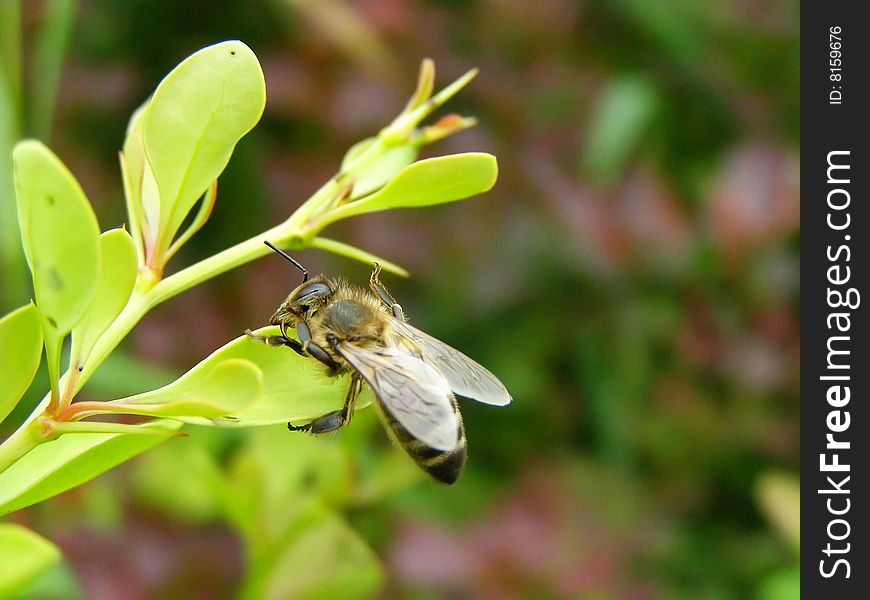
[391,320,512,406]
[334,343,460,451]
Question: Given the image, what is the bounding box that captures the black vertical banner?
[803,3,869,596]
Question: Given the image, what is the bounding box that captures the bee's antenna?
[264,241,309,282]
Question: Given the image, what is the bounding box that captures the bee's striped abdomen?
[407,426,467,484]
[380,400,467,485]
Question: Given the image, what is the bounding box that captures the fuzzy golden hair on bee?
[247,241,512,484]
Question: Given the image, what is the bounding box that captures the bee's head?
[271,275,334,324]
[263,241,334,326]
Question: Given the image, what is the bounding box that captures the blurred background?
[1,0,799,598]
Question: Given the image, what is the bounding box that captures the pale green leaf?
[111,358,263,420]
[224,425,353,538]
[309,237,408,277]
[11,560,84,600]
[0,304,43,424]
[341,137,418,199]
[121,102,147,203]
[70,228,137,369]
[143,40,266,252]
[241,505,384,600]
[756,471,800,552]
[320,153,498,227]
[82,349,179,400]
[13,140,101,396]
[353,145,418,199]
[403,57,435,112]
[140,156,161,245]
[354,448,422,505]
[28,0,75,140]
[758,567,800,600]
[0,523,61,598]
[119,102,149,259]
[0,420,179,515]
[163,179,218,263]
[382,67,478,143]
[126,327,373,427]
[13,139,101,333]
[1,31,29,308]
[580,75,659,186]
[131,428,227,523]
[341,137,377,168]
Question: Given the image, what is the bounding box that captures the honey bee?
[246,241,511,484]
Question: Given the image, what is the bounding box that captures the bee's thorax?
[322,298,384,339]
[304,283,392,357]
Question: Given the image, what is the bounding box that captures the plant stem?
[0,420,44,474]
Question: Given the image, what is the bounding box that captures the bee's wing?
[333,343,460,451]
[391,320,512,406]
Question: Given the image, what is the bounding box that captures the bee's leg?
[369,263,405,321]
[245,329,305,356]
[296,320,342,372]
[288,373,363,434]
[302,341,342,371]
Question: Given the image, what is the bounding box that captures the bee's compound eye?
[294,282,331,303]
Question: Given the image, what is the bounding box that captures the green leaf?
[0,4,22,109]
[309,237,408,277]
[110,358,263,420]
[13,140,101,333]
[143,40,266,254]
[132,428,227,523]
[228,427,386,600]
[242,507,384,600]
[341,137,418,199]
[121,103,147,201]
[756,471,800,552]
[341,137,377,168]
[13,140,101,397]
[320,153,498,227]
[125,328,372,427]
[0,304,43,424]
[82,349,179,400]
[0,13,29,309]
[354,447,422,505]
[0,420,180,516]
[224,425,353,539]
[119,102,150,260]
[580,75,659,186]
[70,228,137,369]
[0,523,62,598]
[28,0,75,140]
[382,67,478,143]
[758,567,800,600]
[11,559,84,600]
[403,58,435,112]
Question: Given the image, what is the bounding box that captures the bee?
[246,241,511,484]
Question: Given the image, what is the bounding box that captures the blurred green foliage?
[0,0,798,598]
